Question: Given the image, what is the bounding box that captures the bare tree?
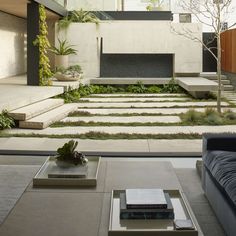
[172,0,235,113]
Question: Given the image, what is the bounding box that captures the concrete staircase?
[201,73,234,91]
[9,99,77,129]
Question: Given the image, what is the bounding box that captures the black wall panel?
[100,54,173,78]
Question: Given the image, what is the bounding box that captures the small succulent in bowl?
[55,140,88,167]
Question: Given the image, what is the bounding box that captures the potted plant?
[50,38,77,68]
[54,65,83,81]
[55,140,88,168]
[146,0,164,11]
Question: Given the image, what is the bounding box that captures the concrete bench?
[176,77,218,98]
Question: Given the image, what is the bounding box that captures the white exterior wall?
[58,21,202,77]
[0,12,27,79]
[67,0,118,11]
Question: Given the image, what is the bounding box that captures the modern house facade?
[0,0,235,84]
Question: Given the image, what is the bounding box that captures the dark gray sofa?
[202,133,236,236]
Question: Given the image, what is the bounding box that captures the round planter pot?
[54,72,82,81]
[55,55,69,68]
[55,160,88,170]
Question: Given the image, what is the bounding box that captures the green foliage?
[57,83,185,103]
[147,85,162,93]
[33,5,52,86]
[127,82,147,93]
[146,0,164,10]
[58,9,99,31]
[181,109,202,124]
[162,78,183,93]
[0,111,15,130]
[224,110,236,120]
[181,108,236,125]
[56,140,88,165]
[50,38,77,55]
[204,113,223,125]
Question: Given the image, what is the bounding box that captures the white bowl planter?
[55,55,69,68]
[54,72,82,81]
[56,159,88,170]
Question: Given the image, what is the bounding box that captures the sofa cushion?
[203,151,236,206]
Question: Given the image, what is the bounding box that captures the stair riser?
[19,106,77,130]
[10,99,64,121]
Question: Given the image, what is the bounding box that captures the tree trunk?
[217,35,222,114]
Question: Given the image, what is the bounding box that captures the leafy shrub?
[147,85,162,93]
[181,109,202,124]
[204,113,223,125]
[204,107,218,117]
[127,82,147,93]
[162,78,182,93]
[0,111,15,130]
[223,110,236,120]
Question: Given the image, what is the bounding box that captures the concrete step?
[19,104,77,129]
[200,73,227,81]
[9,99,64,121]
[62,116,181,124]
[89,93,188,97]
[209,79,231,85]
[80,97,191,103]
[89,77,171,85]
[223,85,234,91]
[77,101,229,108]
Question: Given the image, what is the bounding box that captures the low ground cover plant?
[180,108,236,125]
[57,82,184,103]
[0,111,15,130]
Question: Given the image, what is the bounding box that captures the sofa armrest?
[203,133,236,155]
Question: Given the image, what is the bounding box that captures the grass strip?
[51,119,236,128]
[69,111,180,117]
[77,99,194,103]
[76,105,232,109]
[0,132,202,140]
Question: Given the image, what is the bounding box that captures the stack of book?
[120,189,174,220]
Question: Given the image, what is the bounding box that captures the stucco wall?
[0,11,27,79]
[58,21,202,77]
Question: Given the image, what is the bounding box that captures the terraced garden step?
[80,97,191,103]
[62,116,181,124]
[19,104,77,129]
[9,99,64,121]
[89,93,188,97]
[7,125,236,136]
[75,107,236,115]
[77,101,229,108]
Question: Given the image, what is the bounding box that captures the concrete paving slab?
[62,115,181,123]
[77,101,228,108]
[8,125,236,136]
[75,107,236,115]
[80,97,191,102]
[74,107,236,115]
[90,93,188,97]
[0,137,150,153]
[0,192,104,236]
[148,139,202,153]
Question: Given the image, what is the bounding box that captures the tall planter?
[55,55,69,68]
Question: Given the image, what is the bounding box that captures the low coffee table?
[0,160,203,236]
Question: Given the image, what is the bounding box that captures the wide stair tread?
[19,104,77,129]
[9,99,64,121]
